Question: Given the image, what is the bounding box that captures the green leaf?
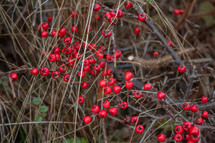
[147,0,151,3]
[41,112,47,117]
[35,116,42,122]
[62,138,87,143]
[0,79,3,85]
[33,98,41,105]
[40,105,48,113]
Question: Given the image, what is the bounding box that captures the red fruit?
[115,50,121,58]
[88,56,95,64]
[178,65,186,73]
[71,26,78,33]
[78,96,84,103]
[182,122,192,131]
[55,54,61,61]
[75,53,81,59]
[189,126,199,135]
[70,10,77,18]
[110,17,118,25]
[138,13,146,22]
[174,9,180,15]
[120,102,128,109]
[190,104,199,112]
[110,10,117,17]
[89,43,96,50]
[59,27,66,35]
[68,58,75,67]
[63,74,70,82]
[62,46,72,54]
[157,92,166,100]
[175,125,184,134]
[42,22,49,30]
[187,140,195,143]
[125,72,133,80]
[134,27,141,34]
[102,71,107,76]
[185,134,191,140]
[74,41,81,50]
[81,81,88,89]
[182,102,190,110]
[84,59,90,65]
[100,61,105,68]
[104,86,112,94]
[59,64,67,73]
[83,64,90,72]
[41,31,48,37]
[98,110,107,118]
[153,52,159,57]
[53,47,61,54]
[103,100,110,109]
[144,83,151,90]
[134,91,143,98]
[131,116,139,124]
[47,16,52,22]
[78,71,85,77]
[30,68,39,76]
[103,12,111,22]
[48,54,56,62]
[191,134,200,142]
[106,69,113,76]
[51,30,56,37]
[90,69,97,76]
[94,64,101,71]
[10,72,18,82]
[40,67,49,76]
[95,14,100,20]
[195,117,203,125]
[83,116,91,124]
[64,37,71,45]
[168,41,172,47]
[124,1,132,9]
[113,85,121,94]
[135,125,144,133]
[125,80,133,89]
[108,78,116,86]
[36,25,41,31]
[174,134,183,142]
[157,133,165,142]
[102,29,112,37]
[179,9,184,14]
[93,3,100,11]
[109,107,118,116]
[117,10,123,18]
[202,111,209,118]
[201,96,208,103]
[99,80,106,87]
[51,71,60,79]
[91,105,100,113]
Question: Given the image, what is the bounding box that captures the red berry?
[30,68,39,76]
[59,64,67,73]
[83,64,90,72]
[144,83,151,90]
[109,107,117,116]
[48,54,56,62]
[74,41,81,50]
[179,9,184,14]
[182,102,190,110]
[68,58,75,67]
[135,125,144,133]
[51,71,60,79]
[191,134,200,142]
[110,10,117,17]
[153,51,159,57]
[81,81,88,89]
[125,80,133,89]
[103,100,110,109]
[71,10,77,18]
[63,74,70,82]
[10,72,18,82]
[91,105,100,113]
[195,117,203,125]
[102,71,107,76]
[94,64,101,71]
[47,16,52,22]
[177,65,186,73]
[138,13,146,22]
[59,27,66,36]
[55,54,61,61]
[78,71,85,77]
[75,53,81,59]
[157,133,165,142]
[124,1,132,9]
[190,104,199,112]
[100,61,105,68]
[108,78,116,86]
[115,50,122,58]
[175,125,184,134]
[134,27,141,34]
[98,110,107,118]
[102,29,112,37]
[40,67,49,76]
[117,10,123,18]
[64,37,71,45]
[174,134,183,142]
[113,85,121,94]
[182,122,192,131]
[42,22,49,30]
[185,134,191,140]
[90,69,97,76]
[95,14,100,20]
[51,30,56,37]
[120,102,128,109]
[106,69,113,76]
[104,86,112,94]
[78,96,85,103]
[187,140,195,143]
[202,111,209,118]
[125,72,133,80]
[99,80,106,87]
[157,92,166,100]
[103,12,111,22]
[110,17,118,25]
[41,31,48,37]
[201,96,208,103]
[71,26,78,33]
[189,126,199,135]
[83,116,91,124]
[134,91,143,98]
[53,46,61,54]
[168,41,172,47]
[93,3,100,11]
[131,116,139,124]
[88,56,95,64]
[174,9,180,15]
